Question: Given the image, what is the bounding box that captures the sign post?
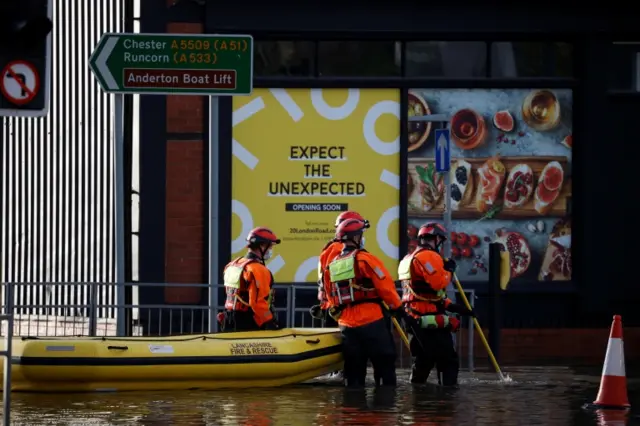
[434,127,452,262]
[89,32,254,335]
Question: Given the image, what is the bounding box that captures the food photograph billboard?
[232,88,401,282]
[406,88,572,285]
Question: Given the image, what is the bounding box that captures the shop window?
[607,43,640,91]
[254,41,314,76]
[318,41,399,76]
[404,41,487,78]
[554,42,574,77]
[491,42,573,77]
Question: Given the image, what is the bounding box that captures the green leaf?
[484,204,503,219]
[415,165,427,180]
[472,204,503,224]
[415,164,435,188]
[426,163,435,177]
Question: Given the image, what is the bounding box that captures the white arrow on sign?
[95,36,119,90]
[437,131,448,168]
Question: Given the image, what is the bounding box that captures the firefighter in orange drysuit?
[219,227,281,332]
[398,222,475,386]
[310,211,370,322]
[309,211,370,379]
[322,218,404,387]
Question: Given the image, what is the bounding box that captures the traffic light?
[0,0,52,117]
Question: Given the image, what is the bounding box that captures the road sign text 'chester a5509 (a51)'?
[89,33,253,96]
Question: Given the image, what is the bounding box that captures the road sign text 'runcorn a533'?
[89,33,253,96]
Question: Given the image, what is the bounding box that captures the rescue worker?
[322,218,404,387]
[310,211,370,380]
[310,211,370,321]
[398,222,475,386]
[219,227,281,332]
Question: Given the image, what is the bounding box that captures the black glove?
[262,319,280,330]
[309,305,324,320]
[448,303,475,317]
[328,306,342,320]
[389,307,407,320]
[443,258,457,273]
[402,315,418,331]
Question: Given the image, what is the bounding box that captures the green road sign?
[89,33,253,96]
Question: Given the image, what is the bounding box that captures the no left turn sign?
[0,60,41,106]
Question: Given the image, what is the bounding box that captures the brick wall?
[164,22,206,304]
[395,327,640,367]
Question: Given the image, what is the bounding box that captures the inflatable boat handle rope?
[19,330,336,342]
[453,273,507,382]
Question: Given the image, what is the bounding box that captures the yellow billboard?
[231,88,400,282]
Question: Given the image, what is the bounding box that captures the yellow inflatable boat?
[0,328,343,392]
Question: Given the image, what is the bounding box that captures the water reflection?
[5,367,639,425]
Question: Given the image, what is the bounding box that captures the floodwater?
[5,367,640,425]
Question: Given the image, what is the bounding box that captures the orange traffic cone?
[593,315,630,409]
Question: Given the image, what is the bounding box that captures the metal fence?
[0,282,476,370]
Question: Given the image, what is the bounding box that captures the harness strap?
[403,284,443,302]
[328,298,383,320]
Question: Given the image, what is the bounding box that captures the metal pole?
[115,94,126,336]
[440,122,456,347]
[636,53,640,92]
[487,242,502,363]
[468,289,475,372]
[208,96,220,333]
[3,283,13,426]
[441,122,455,303]
[88,281,98,336]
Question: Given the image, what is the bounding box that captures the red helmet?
[418,222,447,239]
[335,219,367,241]
[335,211,370,228]
[246,227,281,245]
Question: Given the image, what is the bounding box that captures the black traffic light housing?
[0,0,52,116]
[0,1,52,51]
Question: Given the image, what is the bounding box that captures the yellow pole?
[452,273,506,382]
[382,302,411,350]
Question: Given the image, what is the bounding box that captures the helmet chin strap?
[254,244,271,262]
[348,233,364,248]
[422,237,444,252]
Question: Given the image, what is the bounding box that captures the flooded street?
[4,366,639,425]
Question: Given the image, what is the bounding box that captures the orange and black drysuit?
[399,247,473,386]
[220,252,277,332]
[322,246,403,387]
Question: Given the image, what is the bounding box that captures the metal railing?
[0,282,475,371]
[0,280,14,425]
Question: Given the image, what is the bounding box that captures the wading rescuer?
[310,211,369,379]
[322,218,404,387]
[310,211,370,321]
[398,222,475,386]
[219,227,281,332]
